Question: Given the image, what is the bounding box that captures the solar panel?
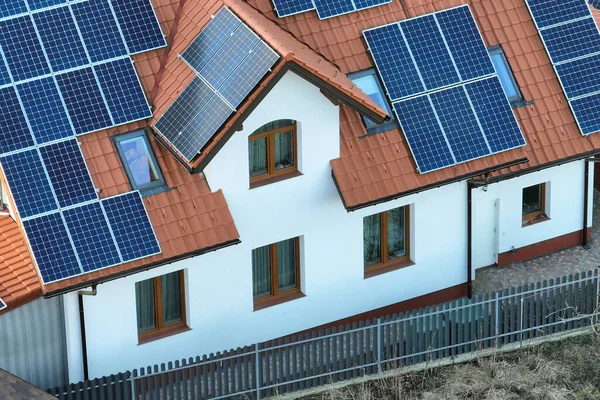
[526,0,590,29]
[181,7,241,73]
[17,77,74,145]
[33,7,88,72]
[39,139,97,208]
[571,93,600,135]
[465,77,525,153]
[218,41,280,108]
[102,192,160,262]
[353,0,390,10]
[429,86,489,163]
[393,95,455,173]
[63,202,121,272]
[0,0,26,19]
[94,58,151,124]
[23,212,81,284]
[539,18,600,64]
[0,86,34,155]
[26,0,66,11]
[110,0,166,54]
[0,16,50,81]
[0,58,10,86]
[313,0,354,19]
[590,0,600,9]
[0,297,6,311]
[71,0,127,63]
[173,94,233,161]
[0,149,58,218]
[272,0,314,18]
[55,67,112,135]
[555,54,600,100]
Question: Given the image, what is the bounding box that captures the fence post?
[130,369,137,400]
[519,296,524,348]
[377,318,382,373]
[594,273,600,330]
[255,343,261,400]
[494,291,500,347]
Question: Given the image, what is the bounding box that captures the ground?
[473,190,600,295]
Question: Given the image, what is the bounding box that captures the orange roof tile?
[247,0,599,209]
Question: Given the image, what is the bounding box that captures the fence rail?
[49,269,600,400]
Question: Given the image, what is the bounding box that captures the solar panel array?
[363,5,526,173]
[526,0,600,135]
[154,7,280,162]
[272,0,389,19]
[0,0,165,284]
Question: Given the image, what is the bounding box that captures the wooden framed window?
[248,120,298,186]
[135,270,187,344]
[522,183,547,225]
[363,205,412,277]
[252,237,303,310]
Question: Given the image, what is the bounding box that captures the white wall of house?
[69,71,469,379]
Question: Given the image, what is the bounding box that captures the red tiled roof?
[248,0,598,209]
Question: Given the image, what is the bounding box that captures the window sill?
[249,170,303,189]
[253,290,305,311]
[137,324,190,345]
[364,259,415,279]
[522,215,550,227]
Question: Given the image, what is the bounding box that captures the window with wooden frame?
[252,237,303,310]
[522,183,547,225]
[248,120,298,186]
[135,270,187,343]
[363,205,412,277]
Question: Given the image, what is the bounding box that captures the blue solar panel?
[0,86,34,155]
[591,0,600,10]
[0,16,50,81]
[33,7,88,72]
[102,192,160,262]
[400,15,459,91]
[571,93,600,135]
[94,58,151,125]
[0,149,58,218]
[199,25,260,90]
[466,77,525,153]
[526,0,590,29]
[0,0,26,18]
[555,54,600,99]
[56,67,112,135]
[17,77,74,144]
[63,202,121,272]
[364,24,424,100]
[436,6,495,81]
[272,0,313,17]
[181,7,241,73]
[393,96,454,173]
[110,0,165,53]
[540,18,600,64]
[430,86,489,163]
[313,0,354,19]
[23,212,81,283]
[218,42,279,108]
[39,139,97,208]
[354,0,390,10]
[0,58,10,86]
[0,297,5,310]
[173,94,233,161]
[71,0,127,63]
[26,0,66,10]
[154,77,214,144]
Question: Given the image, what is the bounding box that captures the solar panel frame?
[109,0,166,54]
[353,0,391,11]
[0,85,35,155]
[570,93,600,135]
[539,18,600,64]
[526,0,590,29]
[555,54,600,100]
[272,0,314,18]
[312,0,354,20]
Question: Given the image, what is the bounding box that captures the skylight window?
[488,46,526,107]
[349,69,396,135]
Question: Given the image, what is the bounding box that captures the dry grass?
[300,334,600,400]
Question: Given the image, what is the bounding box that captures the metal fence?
[49,269,600,400]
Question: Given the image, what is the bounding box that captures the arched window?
[248,119,297,184]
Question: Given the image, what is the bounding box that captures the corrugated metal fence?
[1,296,68,390]
[49,270,600,399]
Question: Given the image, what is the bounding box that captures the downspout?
[467,181,475,299]
[584,159,590,248]
[78,285,97,381]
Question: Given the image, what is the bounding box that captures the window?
[248,120,299,186]
[114,130,167,195]
[252,237,303,309]
[522,183,547,225]
[488,46,528,107]
[363,205,411,277]
[349,69,395,135]
[135,270,187,343]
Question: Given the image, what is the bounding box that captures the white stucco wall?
[73,71,469,379]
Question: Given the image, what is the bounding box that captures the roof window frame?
[488,45,532,108]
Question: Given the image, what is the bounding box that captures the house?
[0,0,599,387]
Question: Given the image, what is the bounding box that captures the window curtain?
[162,271,182,326]
[277,238,296,291]
[274,131,294,170]
[363,214,381,267]
[387,207,406,260]
[135,279,156,333]
[252,246,271,299]
[248,138,268,177]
